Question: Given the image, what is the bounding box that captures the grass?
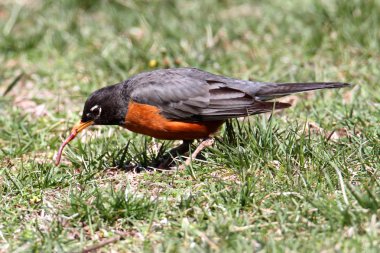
[0,0,380,252]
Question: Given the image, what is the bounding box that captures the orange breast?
[124,101,223,140]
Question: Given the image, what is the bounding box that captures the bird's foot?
[155,140,193,170]
[177,138,215,170]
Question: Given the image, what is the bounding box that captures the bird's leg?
[157,140,193,169]
[178,137,215,170]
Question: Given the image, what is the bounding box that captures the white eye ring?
[89,105,102,118]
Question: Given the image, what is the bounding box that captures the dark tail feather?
[199,101,292,120]
[255,82,351,101]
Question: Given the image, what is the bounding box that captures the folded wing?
[127,70,291,122]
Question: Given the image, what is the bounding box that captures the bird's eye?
[89,105,102,118]
[90,105,99,112]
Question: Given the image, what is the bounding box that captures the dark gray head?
[81,83,129,125]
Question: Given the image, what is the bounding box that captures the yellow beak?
[55,120,94,166]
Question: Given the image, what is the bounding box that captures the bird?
[55,67,350,168]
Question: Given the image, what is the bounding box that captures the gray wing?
[126,68,290,122]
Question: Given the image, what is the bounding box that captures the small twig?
[325,130,336,142]
[81,236,121,253]
[3,72,23,96]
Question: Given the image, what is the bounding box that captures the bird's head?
[55,83,128,165]
[80,84,129,125]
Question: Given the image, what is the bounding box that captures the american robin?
[55,67,350,167]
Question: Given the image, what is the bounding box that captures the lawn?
[1,0,380,252]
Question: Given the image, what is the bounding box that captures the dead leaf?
[343,84,358,104]
[325,128,349,142]
[306,122,324,135]
[278,95,299,106]
[305,123,355,142]
[14,97,48,117]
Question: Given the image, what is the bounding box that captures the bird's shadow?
[111,140,161,173]
[111,140,207,173]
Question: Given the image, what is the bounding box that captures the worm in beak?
[55,120,94,166]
